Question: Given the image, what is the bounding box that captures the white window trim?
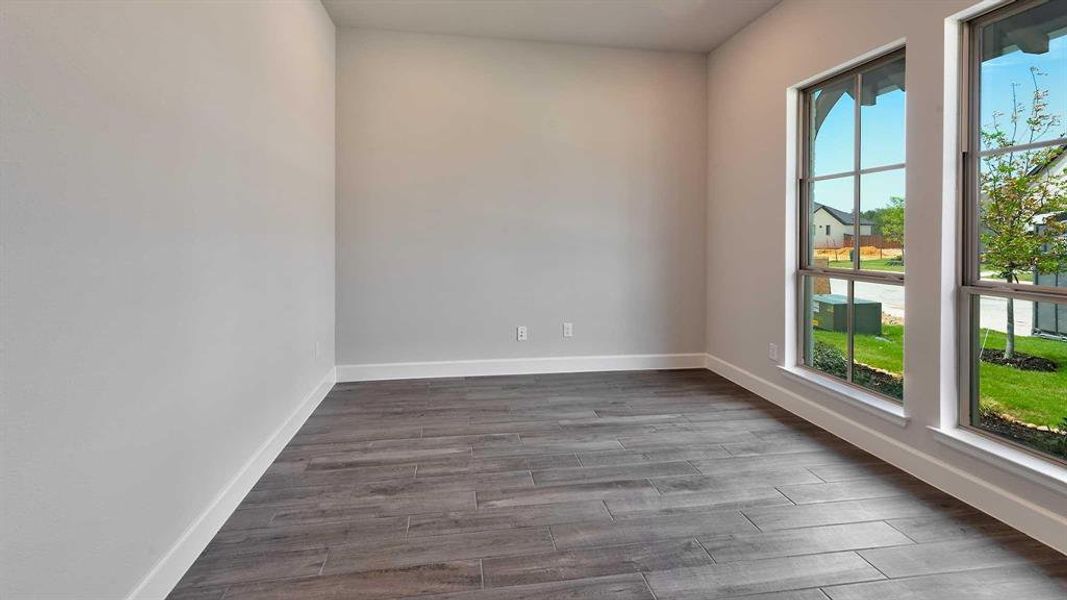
[779,365,909,427]
[930,425,1067,495]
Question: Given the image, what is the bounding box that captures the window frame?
[959,0,1067,464]
[796,47,907,402]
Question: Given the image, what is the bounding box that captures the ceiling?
[321,0,782,53]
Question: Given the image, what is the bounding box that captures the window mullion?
[802,267,903,286]
[977,136,1067,158]
[849,71,860,386]
[853,72,863,272]
[963,284,1067,304]
[847,279,855,383]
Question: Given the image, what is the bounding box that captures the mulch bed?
[978,411,1067,460]
[852,364,903,400]
[980,349,1058,372]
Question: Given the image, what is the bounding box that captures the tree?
[980,67,1067,359]
[880,196,905,261]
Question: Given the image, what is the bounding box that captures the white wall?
[0,1,336,597]
[335,29,707,369]
[704,0,1067,552]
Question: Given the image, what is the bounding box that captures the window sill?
[778,365,909,427]
[929,426,1067,495]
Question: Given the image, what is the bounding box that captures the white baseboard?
[127,368,337,600]
[336,353,706,382]
[704,353,1067,556]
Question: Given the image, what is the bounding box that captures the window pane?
[978,146,1067,285]
[978,0,1067,152]
[810,79,855,176]
[810,176,856,268]
[803,275,849,381]
[859,168,905,274]
[972,294,1066,461]
[860,57,906,169]
[852,282,904,401]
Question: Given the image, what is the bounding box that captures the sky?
[810,61,906,217]
[809,32,1066,220]
[980,33,1067,149]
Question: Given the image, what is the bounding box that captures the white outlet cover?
[517,326,528,341]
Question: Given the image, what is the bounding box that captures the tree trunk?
[1005,295,1016,360]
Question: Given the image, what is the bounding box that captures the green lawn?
[813,324,1067,428]
[977,329,1067,428]
[813,324,903,373]
[823,259,1036,283]
[827,258,904,272]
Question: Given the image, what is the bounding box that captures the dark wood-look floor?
[169,370,1067,600]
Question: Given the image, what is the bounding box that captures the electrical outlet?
[517,326,528,341]
[768,343,779,363]
[562,322,574,338]
[315,341,321,358]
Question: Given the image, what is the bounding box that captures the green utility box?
[812,294,882,335]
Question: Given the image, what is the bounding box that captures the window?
[798,50,906,402]
[962,0,1067,462]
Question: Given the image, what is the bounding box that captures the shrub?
[812,340,847,378]
[812,340,903,400]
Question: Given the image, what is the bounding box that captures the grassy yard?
[823,258,1036,283]
[813,324,1067,428]
[827,258,904,272]
[977,329,1067,428]
[813,324,903,374]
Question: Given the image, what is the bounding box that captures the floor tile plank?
[775,475,925,505]
[321,527,556,573]
[653,468,822,494]
[267,492,476,525]
[823,564,1067,600]
[407,501,611,537]
[397,573,655,600]
[532,461,699,485]
[483,538,712,587]
[645,552,885,599]
[476,479,659,509]
[223,560,483,600]
[175,548,327,588]
[576,446,730,467]
[699,522,913,562]
[713,592,831,600]
[883,511,1019,543]
[742,495,966,531]
[550,511,757,549]
[857,536,1066,578]
[606,487,792,519]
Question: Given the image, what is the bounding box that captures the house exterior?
[811,202,873,249]
[1032,146,1067,339]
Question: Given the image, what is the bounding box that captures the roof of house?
[1028,144,1067,177]
[812,202,874,226]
